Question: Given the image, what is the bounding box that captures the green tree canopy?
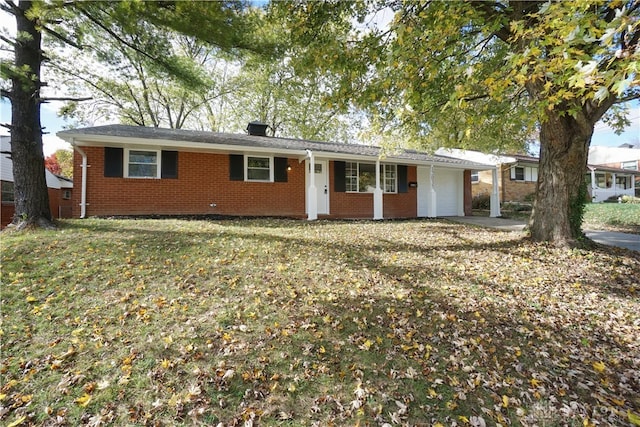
[0,0,268,228]
[275,0,639,245]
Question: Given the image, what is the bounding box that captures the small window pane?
[514,167,525,181]
[129,164,157,177]
[248,157,269,169]
[471,171,479,183]
[359,163,376,192]
[130,151,156,164]
[383,164,396,193]
[346,162,358,192]
[247,168,270,180]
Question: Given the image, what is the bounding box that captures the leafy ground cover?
[1,218,639,426]
[583,203,640,235]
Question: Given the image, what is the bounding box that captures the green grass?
[1,218,639,426]
[583,202,640,234]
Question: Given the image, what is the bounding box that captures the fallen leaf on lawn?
[7,416,26,427]
[76,393,92,407]
[592,361,606,373]
[629,410,640,426]
[502,395,509,407]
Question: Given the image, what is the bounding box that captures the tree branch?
[0,0,18,15]
[73,5,163,67]
[40,25,83,50]
[0,34,16,47]
[39,96,93,102]
[1,88,12,100]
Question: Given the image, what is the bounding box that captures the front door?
[313,160,329,214]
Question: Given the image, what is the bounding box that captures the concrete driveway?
[448,216,640,252]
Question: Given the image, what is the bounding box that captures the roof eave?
[57,129,494,170]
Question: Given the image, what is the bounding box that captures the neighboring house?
[436,149,540,203]
[589,145,640,196]
[437,148,639,204]
[56,124,499,221]
[1,136,74,229]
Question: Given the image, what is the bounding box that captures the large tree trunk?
[529,111,593,246]
[10,0,55,229]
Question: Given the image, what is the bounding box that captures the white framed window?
[622,161,638,171]
[511,165,537,182]
[62,190,72,200]
[246,156,273,181]
[471,170,479,183]
[383,164,397,193]
[125,149,160,178]
[345,162,397,193]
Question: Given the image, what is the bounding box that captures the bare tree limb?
[0,34,16,47]
[39,96,92,102]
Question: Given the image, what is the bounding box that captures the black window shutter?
[397,165,408,193]
[334,161,346,192]
[274,157,288,182]
[104,147,123,177]
[161,151,178,179]
[229,154,244,181]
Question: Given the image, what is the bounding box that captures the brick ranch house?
[1,136,73,229]
[56,124,500,221]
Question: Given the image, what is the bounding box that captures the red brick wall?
[500,165,537,202]
[72,148,419,220]
[0,184,71,229]
[48,188,60,220]
[73,147,306,218]
[1,201,13,228]
[327,161,417,219]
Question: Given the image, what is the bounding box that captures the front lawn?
[2,218,639,426]
[583,203,640,234]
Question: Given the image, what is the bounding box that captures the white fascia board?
[59,133,494,170]
[59,133,309,158]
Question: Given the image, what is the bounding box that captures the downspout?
[70,139,88,219]
[306,150,317,220]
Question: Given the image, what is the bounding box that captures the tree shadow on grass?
[6,218,639,425]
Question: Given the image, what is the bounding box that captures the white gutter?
[58,133,493,171]
[69,139,88,219]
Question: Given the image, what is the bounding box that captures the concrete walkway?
[448,216,640,252]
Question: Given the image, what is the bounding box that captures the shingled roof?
[57,124,493,169]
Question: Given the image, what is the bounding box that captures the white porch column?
[373,158,383,220]
[490,167,501,217]
[612,173,617,193]
[428,165,437,217]
[306,150,317,221]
